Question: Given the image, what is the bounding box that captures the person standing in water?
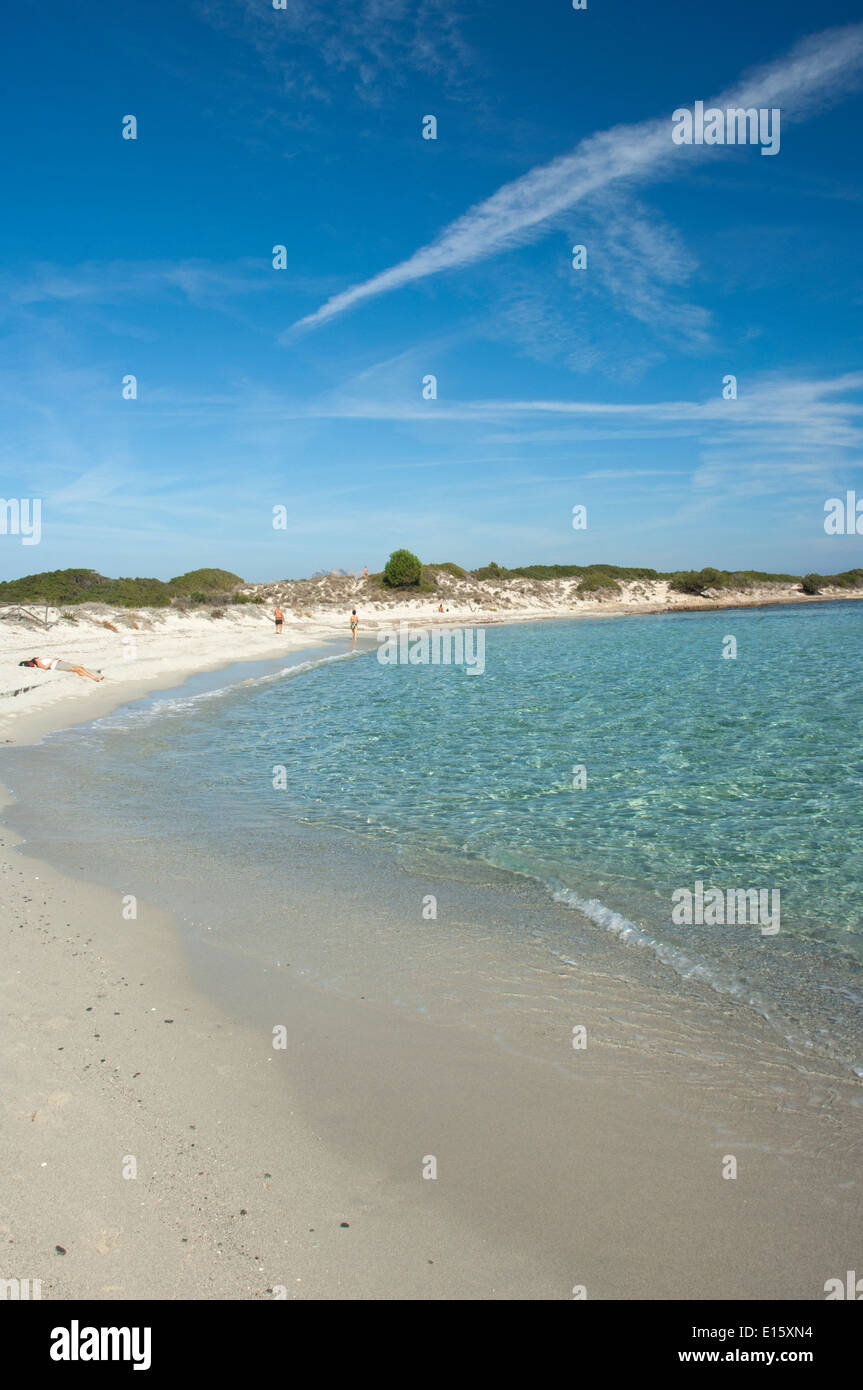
[350,609,358,642]
[274,605,284,634]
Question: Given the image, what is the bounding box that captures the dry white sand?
[0,607,339,747]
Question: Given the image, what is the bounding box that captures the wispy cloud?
[2,259,308,311]
[586,196,711,348]
[199,0,473,102]
[65,369,858,449]
[288,23,863,334]
[476,193,712,376]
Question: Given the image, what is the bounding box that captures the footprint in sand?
[92,1229,122,1257]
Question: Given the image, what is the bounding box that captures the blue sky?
[2,0,862,581]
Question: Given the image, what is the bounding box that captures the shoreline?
[2,590,861,749]
[2,606,862,1300]
[4,787,861,1300]
[0,626,354,749]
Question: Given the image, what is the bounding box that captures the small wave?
[400,838,811,1045]
[549,887,863,1072]
[551,887,772,1015]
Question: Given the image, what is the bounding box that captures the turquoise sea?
[4,602,863,1071]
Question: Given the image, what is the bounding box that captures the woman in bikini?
[19,657,104,682]
[350,609,358,642]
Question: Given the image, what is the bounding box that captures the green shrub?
[669,571,704,595]
[169,569,244,594]
[802,569,863,593]
[734,570,799,584]
[0,568,172,607]
[671,567,803,595]
[383,549,422,588]
[669,568,722,596]
[577,574,622,595]
[471,561,508,580]
[0,567,246,608]
[426,561,468,579]
[830,568,863,589]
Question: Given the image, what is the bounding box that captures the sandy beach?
[2,602,861,1301]
[2,812,556,1299]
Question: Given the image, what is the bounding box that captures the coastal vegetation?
[0,568,246,608]
[576,573,622,596]
[370,550,449,593]
[2,561,862,612]
[382,549,423,588]
[800,569,863,595]
[472,562,659,582]
[470,561,863,596]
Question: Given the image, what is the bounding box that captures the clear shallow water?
[4,605,863,1069]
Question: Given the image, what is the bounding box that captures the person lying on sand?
[19,656,104,683]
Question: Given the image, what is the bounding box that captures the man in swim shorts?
[274,605,284,633]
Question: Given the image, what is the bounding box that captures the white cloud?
[289,23,863,333]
